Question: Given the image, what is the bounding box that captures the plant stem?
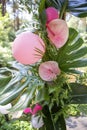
[4,114,9,122]
[59,0,68,20]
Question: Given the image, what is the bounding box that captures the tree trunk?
[2,0,6,16]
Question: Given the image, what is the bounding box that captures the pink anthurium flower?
[12,32,45,65]
[46,19,69,48]
[23,104,42,115]
[39,61,61,81]
[23,108,32,114]
[46,7,59,23]
[32,104,42,115]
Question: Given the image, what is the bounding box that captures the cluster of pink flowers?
[39,7,68,81]
[12,6,69,129]
[12,7,69,81]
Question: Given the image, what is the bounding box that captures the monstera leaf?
[70,83,87,104]
[58,28,87,74]
[40,0,87,18]
[0,62,45,111]
[68,0,87,17]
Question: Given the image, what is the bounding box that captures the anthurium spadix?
[0,103,12,114]
[46,19,69,48]
[46,7,59,23]
[39,61,61,81]
[12,32,45,65]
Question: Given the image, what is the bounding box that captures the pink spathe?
[46,7,59,23]
[23,108,32,114]
[46,19,69,48]
[33,104,42,115]
[39,61,61,81]
[12,32,45,65]
[23,104,42,115]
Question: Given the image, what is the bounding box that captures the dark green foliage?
[70,83,87,104]
[0,121,32,130]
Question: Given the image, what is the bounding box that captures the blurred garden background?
[0,0,87,129]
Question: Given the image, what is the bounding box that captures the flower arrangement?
[0,0,87,130]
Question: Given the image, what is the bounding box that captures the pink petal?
[47,19,69,48]
[46,7,59,23]
[39,61,61,81]
[12,32,45,65]
[23,108,32,114]
[32,104,42,115]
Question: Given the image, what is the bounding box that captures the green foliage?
[0,26,87,130]
[0,121,33,130]
[0,62,45,109]
[66,104,87,117]
[0,114,6,126]
[0,12,15,67]
[65,104,80,117]
[57,28,87,73]
[0,113,34,130]
[77,104,87,115]
[70,83,87,104]
[0,1,87,130]
[0,114,33,130]
[75,70,87,85]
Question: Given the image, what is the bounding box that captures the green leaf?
[0,79,29,105]
[55,114,66,130]
[45,0,60,9]
[68,0,87,17]
[70,83,87,104]
[59,0,68,19]
[0,75,11,92]
[42,105,54,130]
[35,86,49,103]
[62,69,82,74]
[62,47,87,62]
[57,28,87,73]
[42,105,67,130]
[0,74,23,94]
[39,10,47,27]
[39,0,46,13]
[46,0,87,18]
[58,28,83,58]
[61,59,87,69]
[39,0,47,27]
[11,83,37,111]
[39,126,46,130]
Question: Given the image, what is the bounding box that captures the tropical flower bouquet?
[0,0,87,130]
